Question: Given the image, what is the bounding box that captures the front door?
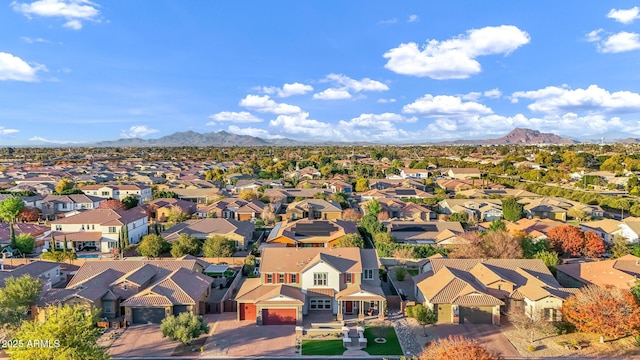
[346,301,353,314]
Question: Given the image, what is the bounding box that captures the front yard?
[364,326,404,355]
[503,328,640,358]
[301,339,344,355]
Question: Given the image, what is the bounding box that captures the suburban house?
[39,194,106,220]
[520,197,604,222]
[612,217,640,243]
[478,218,565,241]
[80,184,153,203]
[447,168,481,180]
[360,188,433,200]
[266,219,359,248]
[235,247,384,325]
[438,199,503,222]
[169,188,229,204]
[264,188,332,206]
[369,178,427,192]
[555,255,640,289]
[36,259,213,324]
[579,219,623,243]
[384,221,465,245]
[400,168,431,179]
[46,208,148,252]
[233,180,283,194]
[0,260,63,289]
[453,188,539,199]
[161,218,255,250]
[284,199,343,221]
[0,223,50,247]
[142,198,197,222]
[413,258,576,325]
[360,198,432,221]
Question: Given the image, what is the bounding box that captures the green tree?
[153,191,178,199]
[54,177,75,194]
[203,235,237,257]
[355,177,369,192]
[137,234,170,258]
[363,199,383,216]
[14,234,35,254]
[166,207,190,222]
[0,196,25,247]
[361,214,385,235]
[7,305,109,360]
[121,195,139,210]
[411,304,437,336]
[502,198,524,222]
[373,232,396,244]
[0,275,42,326]
[170,234,202,257]
[160,312,210,346]
[488,219,506,232]
[611,235,630,259]
[521,237,549,259]
[533,250,560,273]
[449,212,469,225]
[335,234,364,248]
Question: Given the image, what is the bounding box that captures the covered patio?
[336,284,386,321]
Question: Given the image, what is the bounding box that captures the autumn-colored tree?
[355,177,369,192]
[449,231,522,259]
[373,232,396,244]
[99,199,126,211]
[583,230,606,258]
[239,189,259,201]
[334,234,364,248]
[420,335,502,360]
[547,225,585,256]
[342,208,362,222]
[261,205,276,225]
[17,206,40,222]
[377,211,390,221]
[563,285,640,343]
[547,225,605,258]
[54,177,75,194]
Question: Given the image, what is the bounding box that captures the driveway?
[202,313,297,357]
[107,324,177,358]
[426,322,520,358]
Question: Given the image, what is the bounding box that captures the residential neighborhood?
[2,143,640,359]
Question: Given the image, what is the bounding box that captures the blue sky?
[2,1,640,145]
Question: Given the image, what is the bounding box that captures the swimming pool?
[76,254,101,259]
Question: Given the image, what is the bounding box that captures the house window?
[266,274,273,283]
[104,301,112,313]
[123,284,128,290]
[279,273,285,283]
[291,274,297,283]
[101,191,109,196]
[346,273,352,283]
[310,299,332,310]
[313,273,328,286]
[55,225,62,231]
[363,269,374,280]
[92,225,95,230]
[108,227,117,233]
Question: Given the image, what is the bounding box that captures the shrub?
[395,267,407,281]
[405,305,415,318]
[527,344,537,352]
[553,321,576,335]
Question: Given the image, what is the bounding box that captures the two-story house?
[46,208,148,252]
[40,194,106,220]
[235,247,384,325]
[80,184,153,203]
[284,199,343,221]
[161,218,255,250]
[266,219,359,248]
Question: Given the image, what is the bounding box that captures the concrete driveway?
[427,322,519,358]
[107,324,177,358]
[202,313,297,357]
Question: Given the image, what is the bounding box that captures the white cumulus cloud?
[0,52,45,81]
[598,31,640,53]
[607,7,640,24]
[12,0,101,30]
[313,88,352,100]
[408,14,419,23]
[29,136,81,143]
[120,125,159,139]
[261,82,313,98]
[226,125,282,139]
[314,73,389,100]
[269,112,344,140]
[207,111,262,124]
[377,98,397,104]
[383,25,530,79]
[511,84,640,114]
[402,94,493,117]
[586,29,603,43]
[0,127,19,135]
[239,95,301,114]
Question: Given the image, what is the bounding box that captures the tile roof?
[161,218,254,241]
[50,208,146,226]
[556,255,640,289]
[260,247,375,273]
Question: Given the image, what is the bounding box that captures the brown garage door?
[460,306,493,324]
[240,303,256,320]
[262,308,296,325]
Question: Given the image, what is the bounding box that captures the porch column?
[337,300,343,321]
[358,300,364,320]
[378,300,384,320]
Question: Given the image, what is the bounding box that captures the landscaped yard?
[407,269,419,276]
[301,339,344,355]
[364,326,404,355]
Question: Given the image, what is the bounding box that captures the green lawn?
[407,269,419,276]
[364,326,404,356]
[301,339,344,355]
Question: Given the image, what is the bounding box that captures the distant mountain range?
[93,131,299,147]
[430,128,578,146]
[21,128,579,147]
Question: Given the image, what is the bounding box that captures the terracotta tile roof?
[260,247,374,274]
[556,255,640,289]
[121,294,173,307]
[580,219,622,234]
[67,260,199,288]
[453,293,504,306]
[306,288,335,297]
[51,208,146,226]
[161,218,254,242]
[335,283,385,300]
[235,278,304,304]
[50,231,103,242]
[266,219,358,244]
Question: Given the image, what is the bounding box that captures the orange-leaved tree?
[99,199,126,211]
[563,285,640,342]
[547,225,605,258]
[419,335,502,360]
[582,230,606,258]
